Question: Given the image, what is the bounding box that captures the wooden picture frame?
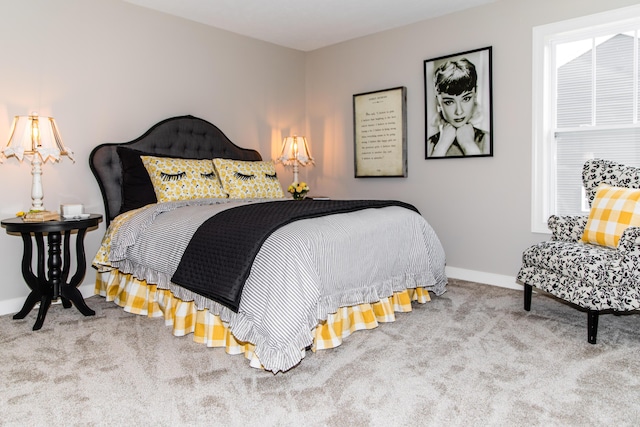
[353,86,407,177]
[424,46,493,159]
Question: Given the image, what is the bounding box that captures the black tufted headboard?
[89,115,262,225]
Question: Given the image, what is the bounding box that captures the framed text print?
[353,86,407,177]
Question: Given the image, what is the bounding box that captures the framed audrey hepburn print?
[424,46,493,159]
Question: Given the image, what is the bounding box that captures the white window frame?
[531,4,640,233]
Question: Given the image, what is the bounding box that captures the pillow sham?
[141,156,227,202]
[213,158,284,199]
[581,183,640,248]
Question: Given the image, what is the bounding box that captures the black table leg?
[32,232,54,331]
[61,228,95,316]
[60,231,72,309]
[13,291,40,320]
[14,228,95,329]
[13,232,41,320]
[33,293,52,331]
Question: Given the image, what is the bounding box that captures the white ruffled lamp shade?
[2,113,74,211]
[276,135,314,183]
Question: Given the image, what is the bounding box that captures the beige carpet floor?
[0,279,639,426]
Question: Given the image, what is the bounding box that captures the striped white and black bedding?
[105,198,447,372]
[172,199,421,312]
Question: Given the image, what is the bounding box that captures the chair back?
[583,159,640,207]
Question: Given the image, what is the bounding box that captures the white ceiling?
[123,0,495,51]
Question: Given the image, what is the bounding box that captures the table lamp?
[1,112,74,211]
[276,135,314,183]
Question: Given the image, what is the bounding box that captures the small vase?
[293,192,307,200]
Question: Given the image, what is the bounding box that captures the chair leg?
[587,310,599,344]
[524,284,532,311]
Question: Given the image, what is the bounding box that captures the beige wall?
[0,0,306,311]
[305,0,640,285]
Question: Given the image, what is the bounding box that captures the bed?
[89,115,447,373]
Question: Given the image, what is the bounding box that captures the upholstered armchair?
[517,159,640,344]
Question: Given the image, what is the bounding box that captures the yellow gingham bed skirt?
[95,269,431,369]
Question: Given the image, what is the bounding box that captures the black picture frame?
[424,46,493,159]
[353,86,407,177]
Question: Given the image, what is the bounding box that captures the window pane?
[556,40,592,128]
[533,7,640,233]
[595,33,635,125]
[556,128,640,216]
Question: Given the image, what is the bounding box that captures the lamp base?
[292,162,299,183]
[30,157,45,212]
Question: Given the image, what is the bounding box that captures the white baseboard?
[0,268,520,317]
[0,282,96,317]
[445,266,522,291]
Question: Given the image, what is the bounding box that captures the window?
[532,5,640,233]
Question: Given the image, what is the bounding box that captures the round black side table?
[1,214,103,330]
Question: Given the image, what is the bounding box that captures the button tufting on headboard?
[89,115,262,225]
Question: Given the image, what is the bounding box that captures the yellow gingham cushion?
[140,156,227,203]
[582,183,640,248]
[213,158,284,199]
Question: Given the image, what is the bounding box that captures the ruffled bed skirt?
[94,269,432,369]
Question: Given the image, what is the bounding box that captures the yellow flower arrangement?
[287,181,310,200]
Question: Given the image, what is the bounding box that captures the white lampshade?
[2,112,74,211]
[276,135,314,184]
[3,113,73,162]
[277,135,314,166]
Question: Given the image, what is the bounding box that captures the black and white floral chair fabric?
[517,159,640,343]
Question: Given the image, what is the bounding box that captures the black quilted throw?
[171,199,419,312]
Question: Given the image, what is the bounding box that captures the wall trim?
[445,266,522,291]
[0,269,521,317]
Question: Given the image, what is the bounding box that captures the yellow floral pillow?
[213,158,284,199]
[140,156,227,203]
[582,183,640,248]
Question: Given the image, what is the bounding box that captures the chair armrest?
[618,226,640,284]
[548,215,588,242]
[618,226,640,254]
